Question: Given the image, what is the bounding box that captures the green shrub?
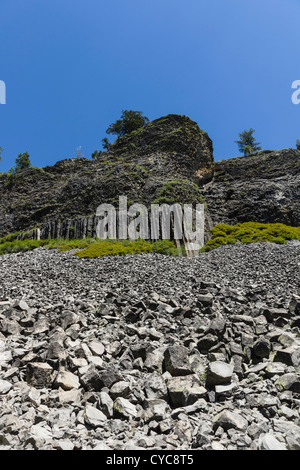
[0,239,48,255]
[201,222,300,252]
[0,231,31,244]
[75,239,152,258]
[74,238,181,258]
[44,237,97,252]
[152,239,181,256]
[154,179,205,206]
[0,235,181,258]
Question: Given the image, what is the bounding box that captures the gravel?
[0,241,299,450]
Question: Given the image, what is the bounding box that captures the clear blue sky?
[0,0,300,171]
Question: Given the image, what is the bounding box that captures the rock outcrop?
[0,114,214,239]
[204,149,300,226]
[0,114,299,241]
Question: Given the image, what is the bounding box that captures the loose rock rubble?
[0,241,299,450]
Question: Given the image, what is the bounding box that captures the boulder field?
[0,241,299,450]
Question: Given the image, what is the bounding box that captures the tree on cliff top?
[92,110,150,158]
[106,110,149,139]
[235,129,262,156]
[14,151,32,172]
[6,151,32,175]
[92,110,150,157]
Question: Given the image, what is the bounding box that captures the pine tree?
[105,110,149,139]
[101,137,112,150]
[235,129,262,156]
[14,151,32,172]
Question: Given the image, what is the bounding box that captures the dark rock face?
[110,114,214,180]
[203,149,300,226]
[0,114,214,238]
[0,115,299,241]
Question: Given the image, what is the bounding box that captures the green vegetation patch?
[0,236,180,257]
[45,237,98,252]
[0,239,49,255]
[0,229,44,245]
[202,222,300,252]
[154,179,205,206]
[75,238,179,258]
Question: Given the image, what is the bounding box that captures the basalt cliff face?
[0,114,299,240]
[204,149,300,227]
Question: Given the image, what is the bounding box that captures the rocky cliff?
[0,115,213,239]
[204,149,300,227]
[0,114,299,240]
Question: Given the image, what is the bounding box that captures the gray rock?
[88,340,105,356]
[275,373,300,393]
[53,439,74,451]
[143,399,171,422]
[24,424,53,449]
[206,361,234,387]
[26,362,53,389]
[46,341,67,362]
[144,349,164,373]
[84,405,107,427]
[0,350,12,367]
[144,372,168,400]
[273,347,297,366]
[272,419,300,441]
[0,433,11,447]
[167,374,206,407]
[58,388,81,405]
[32,317,49,335]
[0,319,21,336]
[207,317,226,337]
[197,334,219,352]
[213,410,248,432]
[263,308,290,322]
[110,381,131,399]
[99,391,114,418]
[252,337,271,358]
[25,386,41,406]
[80,365,103,391]
[100,367,124,388]
[113,397,137,420]
[257,433,287,450]
[54,371,80,391]
[0,379,12,394]
[13,299,29,311]
[93,442,112,450]
[265,362,287,378]
[163,345,192,376]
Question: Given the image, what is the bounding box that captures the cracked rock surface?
[0,241,299,450]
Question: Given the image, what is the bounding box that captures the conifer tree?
[14,151,32,172]
[235,129,262,155]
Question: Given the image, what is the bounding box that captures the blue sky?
[0,0,300,171]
